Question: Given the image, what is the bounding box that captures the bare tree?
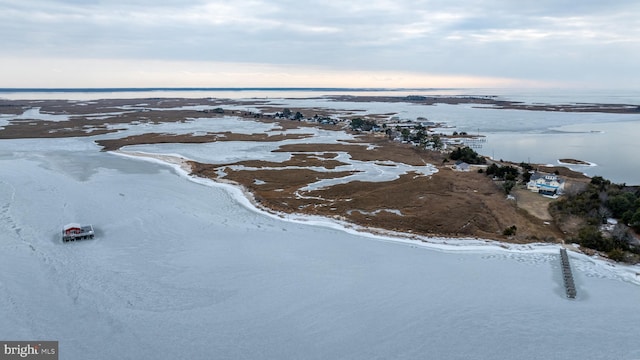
[598,205,612,219]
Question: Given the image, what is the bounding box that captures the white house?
[527,172,565,195]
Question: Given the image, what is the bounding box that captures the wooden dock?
[559,248,577,299]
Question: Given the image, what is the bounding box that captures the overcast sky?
[1,0,639,88]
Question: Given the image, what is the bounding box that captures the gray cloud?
[1,0,639,87]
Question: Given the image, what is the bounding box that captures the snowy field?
[1,134,640,360]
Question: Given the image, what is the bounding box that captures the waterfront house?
[527,172,565,195]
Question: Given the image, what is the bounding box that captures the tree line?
[550,176,640,262]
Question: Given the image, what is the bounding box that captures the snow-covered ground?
[1,134,640,360]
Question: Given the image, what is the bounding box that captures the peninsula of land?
[1,95,638,261]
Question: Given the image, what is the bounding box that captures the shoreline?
[0,95,637,185]
[111,149,640,286]
[2,96,638,259]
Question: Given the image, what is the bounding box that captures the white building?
[527,172,565,195]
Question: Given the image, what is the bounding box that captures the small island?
[559,158,592,165]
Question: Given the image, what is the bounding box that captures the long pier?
[559,248,577,299]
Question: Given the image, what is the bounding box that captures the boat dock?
[559,248,577,299]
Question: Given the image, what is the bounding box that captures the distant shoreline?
[2,89,637,113]
[0,87,453,93]
[0,96,636,185]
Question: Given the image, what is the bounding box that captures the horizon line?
[0,87,471,93]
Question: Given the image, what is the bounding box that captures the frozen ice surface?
[0,107,72,129]
[14,107,71,122]
[117,123,356,165]
[98,116,281,139]
[1,137,640,360]
[122,136,437,190]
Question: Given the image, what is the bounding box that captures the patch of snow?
[347,209,404,216]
